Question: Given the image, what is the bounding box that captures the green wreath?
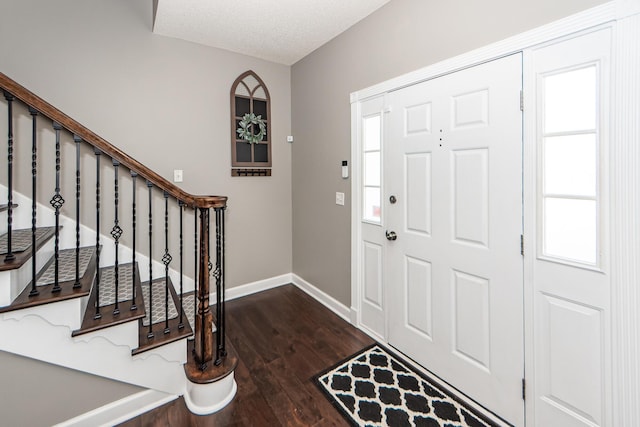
[236,113,266,144]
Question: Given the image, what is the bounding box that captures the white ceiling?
[153,0,390,66]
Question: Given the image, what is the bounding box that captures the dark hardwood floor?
[119,284,374,426]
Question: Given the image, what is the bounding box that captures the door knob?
[386,231,397,241]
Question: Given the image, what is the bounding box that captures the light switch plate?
[336,192,345,206]
[173,169,183,183]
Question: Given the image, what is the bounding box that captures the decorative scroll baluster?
[73,135,82,288]
[50,122,65,293]
[94,149,102,319]
[111,160,122,315]
[3,91,15,262]
[163,192,172,334]
[131,172,138,310]
[193,207,198,340]
[178,200,184,329]
[195,207,213,370]
[215,206,227,362]
[28,107,39,297]
[147,181,154,339]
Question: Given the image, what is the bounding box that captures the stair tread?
[72,262,146,337]
[0,245,96,313]
[0,203,18,213]
[36,246,96,286]
[0,227,56,272]
[132,277,193,355]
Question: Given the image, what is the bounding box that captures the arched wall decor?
[230,70,272,176]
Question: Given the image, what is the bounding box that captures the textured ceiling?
[152,0,390,65]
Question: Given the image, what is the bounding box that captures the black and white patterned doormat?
[315,345,504,427]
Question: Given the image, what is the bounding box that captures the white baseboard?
[291,274,351,322]
[208,272,351,323]
[54,389,177,427]
[212,273,292,302]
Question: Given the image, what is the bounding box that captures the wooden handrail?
[0,72,226,209]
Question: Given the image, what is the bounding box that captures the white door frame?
[350,1,640,425]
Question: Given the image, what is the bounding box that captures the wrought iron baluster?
[131,172,138,310]
[162,192,172,334]
[4,91,15,262]
[50,122,65,293]
[216,206,227,359]
[73,135,82,288]
[178,200,184,329]
[94,149,102,319]
[147,180,154,339]
[214,207,221,365]
[193,206,198,341]
[111,160,122,315]
[28,107,39,297]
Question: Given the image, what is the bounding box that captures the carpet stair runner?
[0,227,56,273]
[134,277,193,355]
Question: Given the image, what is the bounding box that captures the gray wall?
[0,351,142,427]
[0,0,292,288]
[291,0,609,306]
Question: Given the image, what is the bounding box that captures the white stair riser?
[0,238,54,306]
[0,312,187,395]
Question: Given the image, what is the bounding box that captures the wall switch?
[173,169,183,183]
[336,192,345,206]
[287,135,294,143]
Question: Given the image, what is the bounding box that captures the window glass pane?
[544,198,597,264]
[544,66,596,133]
[253,99,267,118]
[364,187,381,223]
[544,134,596,197]
[254,143,268,163]
[236,142,251,163]
[235,97,251,117]
[364,115,381,151]
[364,152,381,187]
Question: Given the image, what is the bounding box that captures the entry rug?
[315,345,502,427]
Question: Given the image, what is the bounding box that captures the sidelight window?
[540,65,600,266]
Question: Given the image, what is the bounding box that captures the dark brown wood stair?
[72,262,145,337]
[0,203,18,213]
[133,277,193,355]
[0,227,56,272]
[0,246,97,313]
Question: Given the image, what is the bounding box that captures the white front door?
[385,54,524,426]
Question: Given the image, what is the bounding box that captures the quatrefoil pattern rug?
[315,345,502,427]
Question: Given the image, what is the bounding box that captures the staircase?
[0,72,237,419]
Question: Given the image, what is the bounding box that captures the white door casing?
[385,54,524,426]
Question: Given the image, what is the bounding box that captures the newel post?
[195,207,214,369]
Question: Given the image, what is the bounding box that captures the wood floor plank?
[118,284,374,427]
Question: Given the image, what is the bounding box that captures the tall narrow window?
[540,65,600,265]
[231,71,271,175]
[363,114,382,223]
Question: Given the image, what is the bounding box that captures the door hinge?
[520,234,524,256]
[522,378,526,400]
[520,90,524,112]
